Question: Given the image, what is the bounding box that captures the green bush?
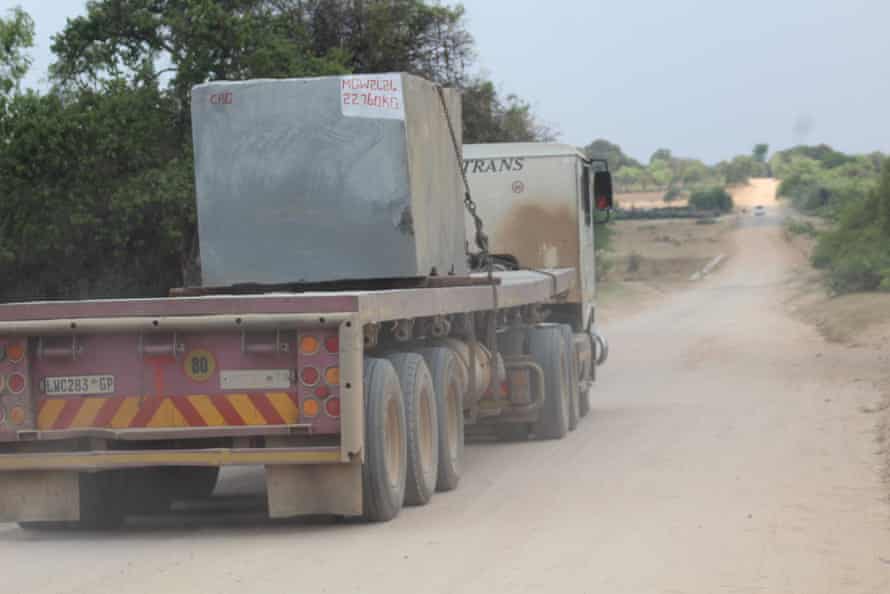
[663,186,682,203]
[811,159,890,293]
[689,187,733,213]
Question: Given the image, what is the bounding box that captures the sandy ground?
[3,181,890,593]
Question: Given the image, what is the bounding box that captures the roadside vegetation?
[774,145,890,293]
[583,139,770,197]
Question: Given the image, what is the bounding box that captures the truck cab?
[463,143,608,331]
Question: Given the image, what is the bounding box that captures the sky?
[6,0,890,163]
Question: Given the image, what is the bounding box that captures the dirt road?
[3,188,890,593]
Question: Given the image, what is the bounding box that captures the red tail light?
[300,366,319,386]
[7,373,25,394]
[325,397,340,418]
[6,343,25,363]
[314,385,330,399]
[324,335,339,354]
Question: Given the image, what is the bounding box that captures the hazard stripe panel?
[36,393,300,430]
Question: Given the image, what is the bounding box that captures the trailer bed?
[0,270,573,332]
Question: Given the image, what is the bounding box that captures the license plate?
[42,375,115,396]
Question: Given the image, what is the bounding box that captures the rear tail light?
[324,335,339,354]
[300,366,319,386]
[325,397,340,418]
[298,330,339,432]
[324,366,339,386]
[302,398,320,418]
[6,343,25,363]
[299,335,320,355]
[7,373,25,394]
[8,406,25,426]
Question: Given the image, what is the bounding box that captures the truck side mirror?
[594,171,614,210]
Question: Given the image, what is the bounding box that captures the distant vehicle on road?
[753,205,766,216]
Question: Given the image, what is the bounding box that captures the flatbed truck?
[0,76,612,526]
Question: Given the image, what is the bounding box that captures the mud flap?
[0,471,80,522]
[265,461,363,518]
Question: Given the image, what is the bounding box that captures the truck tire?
[557,325,580,431]
[529,325,571,440]
[362,358,407,522]
[579,383,592,419]
[419,347,465,492]
[387,352,439,506]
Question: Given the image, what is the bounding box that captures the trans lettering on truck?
[462,158,525,175]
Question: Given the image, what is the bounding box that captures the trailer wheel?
[529,325,570,440]
[362,358,407,522]
[387,353,439,506]
[557,325,580,431]
[420,347,465,492]
[579,383,592,419]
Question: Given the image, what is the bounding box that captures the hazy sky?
[6,0,890,163]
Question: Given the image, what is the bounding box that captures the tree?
[649,148,672,164]
[0,6,34,95]
[582,139,642,170]
[689,187,733,213]
[752,143,769,163]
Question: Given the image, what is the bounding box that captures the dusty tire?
[530,325,571,440]
[557,325,580,431]
[494,422,530,442]
[579,383,592,418]
[387,353,439,506]
[362,358,407,522]
[419,347,465,492]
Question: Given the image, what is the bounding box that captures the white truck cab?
[463,142,610,331]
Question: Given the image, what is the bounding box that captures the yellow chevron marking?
[110,396,140,428]
[70,397,105,428]
[268,392,300,423]
[189,395,226,426]
[227,393,264,425]
[37,399,66,429]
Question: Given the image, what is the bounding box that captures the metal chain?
[436,86,489,256]
[436,85,499,354]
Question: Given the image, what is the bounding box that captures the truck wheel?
[387,353,439,506]
[579,383,592,419]
[557,325,580,431]
[362,358,407,522]
[420,347,465,492]
[530,325,570,440]
[494,422,530,442]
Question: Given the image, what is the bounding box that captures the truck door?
[578,161,597,328]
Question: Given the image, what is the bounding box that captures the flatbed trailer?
[0,268,604,525]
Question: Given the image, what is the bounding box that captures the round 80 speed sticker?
[184,349,216,382]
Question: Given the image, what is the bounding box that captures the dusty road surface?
[3,187,890,593]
